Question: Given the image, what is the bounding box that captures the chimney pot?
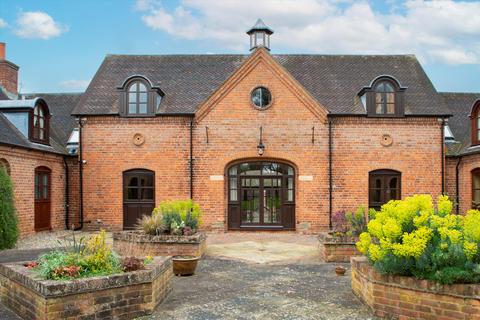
[0,43,5,60]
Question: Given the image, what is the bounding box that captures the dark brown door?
[123,170,155,229]
[369,170,401,210]
[228,162,295,230]
[34,167,51,231]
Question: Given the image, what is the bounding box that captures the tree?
[0,166,18,249]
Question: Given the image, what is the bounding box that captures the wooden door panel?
[34,168,51,231]
[123,170,155,230]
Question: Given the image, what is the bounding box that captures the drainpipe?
[441,118,446,194]
[189,118,194,200]
[328,118,333,230]
[455,156,462,214]
[63,156,70,229]
[76,118,84,230]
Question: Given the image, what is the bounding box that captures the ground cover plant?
[33,230,151,280]
[357,195,480,284]
[331,206,371,238]
[0,166,18,250]
[138,199,202,236]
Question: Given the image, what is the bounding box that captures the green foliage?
[345,206,368,237]
[137,211,166,235]
[35,230,122,280]
[151,199,202,235]
[357,195,480,284]
[0,166,18,249]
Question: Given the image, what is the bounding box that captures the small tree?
[0,166,18,249]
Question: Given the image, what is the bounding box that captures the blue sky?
[0,0,479,93]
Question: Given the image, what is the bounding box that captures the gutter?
[63,156,70,229]
[456,157,462,214]
[441,118,446,194]
[328,119,333,229]
[189,118,194,199]
[76,118,84,230]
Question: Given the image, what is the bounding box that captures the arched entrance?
[123,169,155,229]
[227,161,295,230]
[34,166,51,231]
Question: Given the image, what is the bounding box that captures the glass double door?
[240,177,282,226]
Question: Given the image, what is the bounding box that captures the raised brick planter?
[351,256,480,319]
[318,233,360,262]
[0,256,172,320]
[113,231,207,257]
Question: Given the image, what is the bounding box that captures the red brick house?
[71,20,450,233]
[0,43,81,237]
[2,20,478,236]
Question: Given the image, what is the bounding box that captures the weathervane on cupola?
[247,19,273,51]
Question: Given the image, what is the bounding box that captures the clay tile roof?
[72,54,450,117]
[440,92,480,156]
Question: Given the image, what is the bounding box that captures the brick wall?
[331,117,443,214]
[445,154,480,214]
[0,60,18,95]
[351,256,480,319]
[80,116,190,230]
[0,145,79,236]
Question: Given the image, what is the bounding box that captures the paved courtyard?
[0,232,375,320]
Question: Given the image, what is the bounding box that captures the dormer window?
[362,76,406,117]
[118,76,163,117]
[30,102,49,144]
[470,101,480,146]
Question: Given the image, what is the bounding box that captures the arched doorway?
[34,166,51,231]
[123,169,155,229]
[227,161,295,230]
[369,169,401,210]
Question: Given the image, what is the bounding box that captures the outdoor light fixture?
[257,126,265,156]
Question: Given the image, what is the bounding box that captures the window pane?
[375,178,382,188]
[473,173,480,189]
[128,176,138,187]
[128,83,137,92]
[229,166,237,175]
[128,103,136,114]
[384,83,394,92]
[373,189,381,203]
[474,190,480,204]
[288,190,293,202]
[39,129,44,140]
[376,82,385,92]
[34,116,39,126]
[139,92,148,103]
[43,185,48,199]
[376,102,384,114]
[127,188,138,200]
[229,178,237,190]
[129,92,137,103]
[386,103,395,114]
[138,82,146,91]
[34,106,39,116]
[141,188,154,200]
[386,93,394,104]
[230,190,238,201]
[477,129,480,141]
[39,117,44,129]
[139,103,147,114]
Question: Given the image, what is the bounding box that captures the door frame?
[226,159,296,231]
[368,169,401,209]
[122,169,155,230]
[34,166,52,231]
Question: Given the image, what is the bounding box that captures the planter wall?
[318,233,360,262]
[351,256,480,319]
[0,256,172,320]
[113,231,207,257]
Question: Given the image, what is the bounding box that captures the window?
[364,76,405,117]
[128,81,148,115]
[470,101,480,146]
[119,76,164,117]
[472,169,480,209]
[31,103,49,144]
[251,87,272,109]
[369,169,401,209]
[0,158,10,175]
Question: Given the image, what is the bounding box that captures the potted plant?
[172,255,200,276]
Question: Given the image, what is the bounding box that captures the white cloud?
[0,18,7,28]
[136,0,480,65]
[59,80,90,91]
[15,11,67,40]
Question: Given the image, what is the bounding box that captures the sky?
[0,0,479,94]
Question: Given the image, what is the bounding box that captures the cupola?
[247,19,273,51]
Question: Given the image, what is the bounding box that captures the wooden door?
[123,170,155,229]
[34,167,51,231]
[369,170,401,210]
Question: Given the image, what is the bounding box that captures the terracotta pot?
[172,256,200,276]
[335,266,347,276]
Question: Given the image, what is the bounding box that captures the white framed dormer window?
[118,76,164,117]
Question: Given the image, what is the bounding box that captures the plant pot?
[172,255,200,276]
[335,266,347,276]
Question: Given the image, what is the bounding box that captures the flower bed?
[318,232,360,262]
[113,230,207,257]
[351,256,480,319]
[0,256,172,320]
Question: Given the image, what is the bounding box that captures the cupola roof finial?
[246,19,274,51]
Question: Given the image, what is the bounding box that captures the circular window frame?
[250,86,273,110]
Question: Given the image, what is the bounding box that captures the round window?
[251,87,272,109]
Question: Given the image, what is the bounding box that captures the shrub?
[151,199,202,235]
[357,195,480,284]
[137,211,166,235]
[0,166,18,249]
[331,206,368,238]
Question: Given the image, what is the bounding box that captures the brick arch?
[0,158,10,175]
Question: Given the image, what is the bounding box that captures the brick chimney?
[0,43,19,96]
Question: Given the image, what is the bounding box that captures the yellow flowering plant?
[356,195,480,284]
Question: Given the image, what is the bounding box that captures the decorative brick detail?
[318,233,360,262]
[0,256,172,320]
[113,231,207,257]
[351,256,480,319]
[0,145,80,237]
